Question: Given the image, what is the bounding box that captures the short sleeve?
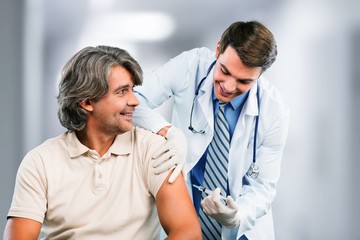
[7,151,47,223]
[136,127,172,198]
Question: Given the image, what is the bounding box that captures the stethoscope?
[188,60,260,179]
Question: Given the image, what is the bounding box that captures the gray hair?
[57,45,143,131]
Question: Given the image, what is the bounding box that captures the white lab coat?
[133,47,289,240]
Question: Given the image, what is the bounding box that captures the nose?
[222,77,237,93]
[129,90,140,107]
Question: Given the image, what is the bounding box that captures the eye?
[221,67,230,75]
[116,88,127,95]
[238,80,252,85]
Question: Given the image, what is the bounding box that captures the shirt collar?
[211,88,249,110]
[67,130,132,158]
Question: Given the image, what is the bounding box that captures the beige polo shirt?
[8,127,170,239]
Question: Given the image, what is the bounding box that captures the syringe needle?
[192,184,226,201]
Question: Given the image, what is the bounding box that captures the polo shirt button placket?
[93,157,107,194]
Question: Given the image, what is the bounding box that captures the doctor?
[133,20,289,240]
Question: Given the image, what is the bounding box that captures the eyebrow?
[113,83,133,93]
[220,63,257,82]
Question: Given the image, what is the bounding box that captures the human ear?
[79,99,93,112]
[215,41,221,59]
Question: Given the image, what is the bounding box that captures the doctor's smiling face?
[213,43,262,103]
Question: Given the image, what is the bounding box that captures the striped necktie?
[199,102,230,240]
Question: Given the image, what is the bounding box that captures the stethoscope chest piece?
[247,163,259,179]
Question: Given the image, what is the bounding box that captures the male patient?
[3,45,201,240]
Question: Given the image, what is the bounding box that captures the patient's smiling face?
[87,65,140,136]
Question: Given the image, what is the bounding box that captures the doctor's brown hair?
[218,20,277,72]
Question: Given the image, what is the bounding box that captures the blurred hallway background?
[1,0,359,239]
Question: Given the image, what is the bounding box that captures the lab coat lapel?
[197,76,214,137]
[185,76,214,172]
[228,83,259,195]
[231,82,259,144]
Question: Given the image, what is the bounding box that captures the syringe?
[192,184,226,201]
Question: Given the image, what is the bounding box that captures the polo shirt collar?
[67,130,132,158]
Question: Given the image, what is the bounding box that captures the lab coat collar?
[242,79,260,117]
[198,60,216,95]
[229,79,260,146]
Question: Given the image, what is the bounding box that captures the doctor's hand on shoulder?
[201,188,241,228]
[151,126,187,183]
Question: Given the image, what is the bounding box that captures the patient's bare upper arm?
[3,217,42,240]
[156,173,202,240]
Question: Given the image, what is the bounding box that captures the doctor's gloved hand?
[201,188,241,228]
[152,126,187,183]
